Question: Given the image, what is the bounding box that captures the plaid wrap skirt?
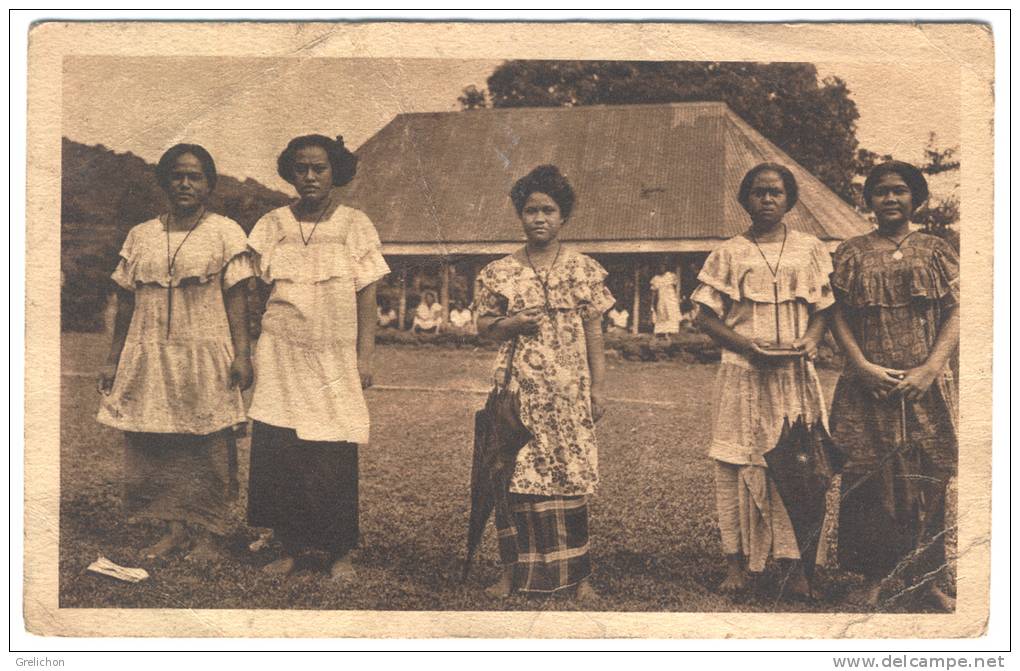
[496,494,592,593]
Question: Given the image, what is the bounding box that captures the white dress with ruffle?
[246,204,390,443]
[97,214,253,435]
[691,229,835,571]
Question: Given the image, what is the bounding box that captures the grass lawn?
[59,331,907,613]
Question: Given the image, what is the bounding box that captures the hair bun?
[335,135,346,148]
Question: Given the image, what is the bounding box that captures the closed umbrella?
[764,358,846,585]
[462,340,532,582]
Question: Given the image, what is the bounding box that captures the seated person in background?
[607,302,630,333]
[411,290,444,334]
[377,299,398,329]
[448,300,475,334]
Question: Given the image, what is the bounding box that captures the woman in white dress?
[692,163,833,598]
[97,144,253,561]
[246,134,389,580]
[650,262,681,336]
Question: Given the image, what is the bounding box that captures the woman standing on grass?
[473,165,614,602]
[692,162,833,598]
[97,143,253,561]
[829,161,959,611]
[246,134,389,580]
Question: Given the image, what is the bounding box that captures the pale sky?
[63,57,960,195]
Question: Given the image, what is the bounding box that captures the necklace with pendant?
[296,194,332,246]
[750,224,788,346]
[525,242,562,310]
[879,229,917,260]
[164,208,206,338]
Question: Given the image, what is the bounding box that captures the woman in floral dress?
[246,134,389,580]
[473,165,614,601]
[97,143,253,561]
[692,163,834,597]
[830,161,959,611]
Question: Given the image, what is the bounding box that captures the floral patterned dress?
[472,249,615,497]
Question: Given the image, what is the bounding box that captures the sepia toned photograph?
[23,20,995,639]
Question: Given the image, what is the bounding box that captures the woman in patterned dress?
[830,161,959,611]
[246,134,389,580]
[97,144,253,561]
[692,163,834,597]
[473,165,614,601]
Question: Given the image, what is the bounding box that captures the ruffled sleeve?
[931,237,960,310]
[806,237,836,311]
[347,210,390,291]
[110,225,140,291]
[691,242,737,318]
[471,263,509,318]
[830,239,859,304]
[573,255,616,321]
[219,219,254,290]
[696,241,742,303]
[246,212,281,281]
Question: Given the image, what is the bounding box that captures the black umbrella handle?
[502,336,519,389]
[794,308,810,421]
[899,396,908,447]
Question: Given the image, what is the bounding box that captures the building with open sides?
[338,102,871,333]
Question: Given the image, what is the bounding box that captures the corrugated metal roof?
[339,102,871,251]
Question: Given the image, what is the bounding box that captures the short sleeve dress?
[691,229,834,572]
[472,250,615,497]
[829,231,959,580]
[97,214,253,434]
[650,271,682,334]
[246,203,390,443]
[96,213,253,534]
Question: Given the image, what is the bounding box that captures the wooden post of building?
[439,259,451,323]
[397,267,408,330]
[676,255,685,303]
[631,260,641,335]
[412,264,423,293]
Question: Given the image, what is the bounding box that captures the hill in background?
[62,138,292,331]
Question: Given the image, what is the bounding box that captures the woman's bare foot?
[719,555,748,593]
[141,523,188,559]
[329,555,357,582]
[484,568,514,598]
[928,583,956,611]
[185,532,220,563]
[575,578,599,605]
[263,555,296,576]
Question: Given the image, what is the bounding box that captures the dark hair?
[737,162,799,211]
[863,160,929,211]
[510,165,576,220]
[155,143,218,192]
[277,134,358,187]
